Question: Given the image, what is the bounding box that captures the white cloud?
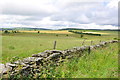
[107,0,118,8]
[0,0,119,29]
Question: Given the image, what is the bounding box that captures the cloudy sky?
[0,0,119,29]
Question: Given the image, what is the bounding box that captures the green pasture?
[41,43,118,78]
[1,30,118,63]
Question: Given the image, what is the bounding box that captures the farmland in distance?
[1,30,118,63]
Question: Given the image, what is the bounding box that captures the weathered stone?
[22,57,43,65]
[45,50,63,54]
[0,64,6,74]
[23,57,35,62]
[14,60,25,65]
[0,63,12,75]
[38,52,49,57]
[0,64,5,71]
[76,47,82,50]
[96,45,100,48]
[32,52,49,58]
[110,40,118,43]
[62,50,68,54]
[6,63,17,68]
[14,61,26,66]
[35,58,43,65]
[47,53,61,60]
[103,42,107,44]
[22,65,30,70]
[14,60,21,64]
[73,47,77,49]
[100,42,105,45]
[32,54,39,57]
[99,43,104,47]
[66,50,72,53]
[79,46,87,51]
[71,49,77,53]
[90,46,95,49]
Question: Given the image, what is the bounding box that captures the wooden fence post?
[91,41,93,45]
[53,41,57,49]
[82,39,86,45]
[88,46,91,54]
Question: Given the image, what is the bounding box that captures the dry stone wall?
[0,40,118,77]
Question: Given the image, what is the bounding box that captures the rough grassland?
[44,43,118,78]
[1,30,118,63]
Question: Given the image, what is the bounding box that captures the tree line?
[2,30,41,34]
[68,30,101,36]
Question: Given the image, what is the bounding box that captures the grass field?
[1,30,118,63]
[39,43,118,78]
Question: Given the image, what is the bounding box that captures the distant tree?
[14,31,17,33]
[4,30,9,33]
[80,34,84,38]
[114,38,117,40]
[12,30,17,33]
[66,34,69,36]
[56,34,58,36]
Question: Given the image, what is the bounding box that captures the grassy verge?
[42,43,118,78]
